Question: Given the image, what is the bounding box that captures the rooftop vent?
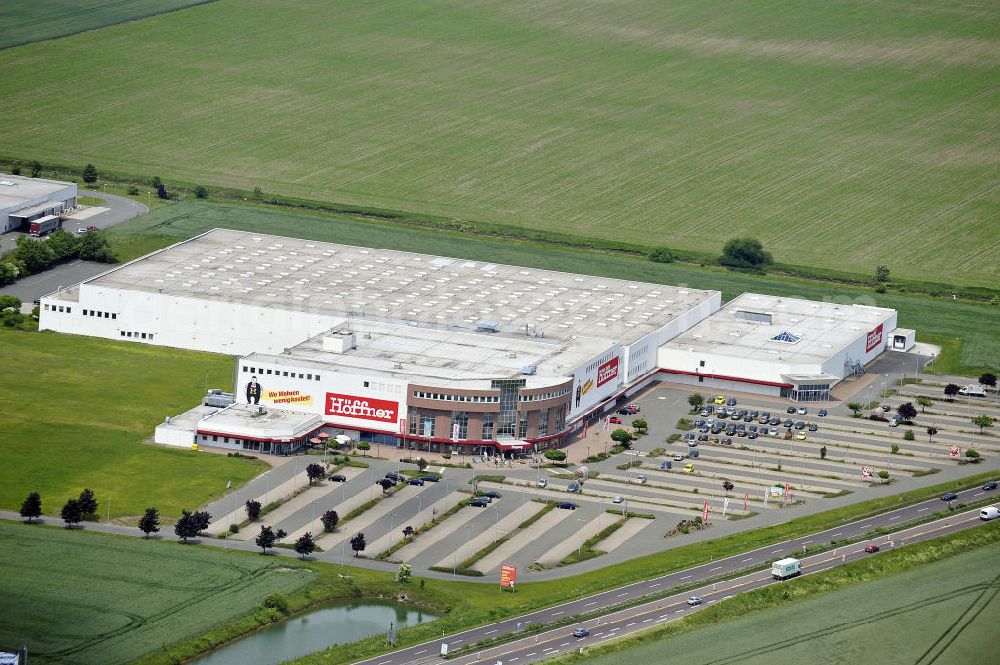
[476,319,502,333]
[322,330,356,354]
[521,365,537,375]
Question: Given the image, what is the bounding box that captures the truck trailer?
[28,215,61,237]
[771,557,801,580]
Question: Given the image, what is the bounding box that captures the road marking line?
[485,630,497,635]
[675,609,684,613]
[617,592,628,597]
[831,532,842,537]
[742,557,753,562]
[376,660,391,665]
[917,508,929,512]
[801,540,812,545]
[650,582,661,587]
[889,515,899,520]
[527,653,536,657]
[680,575,691,580]
[510,658,519,662]
[711,566,722,571]
[626,622,636,627]
[552,611,564,616]
[860,524,873,529]
[414,649,427,655]
[723,595,733,600]
[772,549,782,553]
[585,601,597,606]
[560,642,570,647]
[643,618,652,623]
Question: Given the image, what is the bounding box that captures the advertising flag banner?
[950,445,961,459]
[764,487,769,506]
[702,500,709,522]
[583,419,589,438]
[861,466,873,479]
[722,497,730,516]
[500,563,517,588]
[604,416,611,431]
[784,482,790,503]
[743,491,749,512]
[399,418,406,435]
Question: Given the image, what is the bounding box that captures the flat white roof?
[0,173,75,209]
[663,293,896,364]
[247,318,610,387]
[83,228,718,347]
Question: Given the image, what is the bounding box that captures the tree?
[306,463,325,485]
[357,441,371,456]
[631,418,648,433]
[256,525,277,553]
[10,162,21,175]
[966,449,981,462]
[721,480,734,496]
[82,163,98,184]
[890,442,900,454]
[719,237,772,270]
[77,488,98,518]
[151,176,163,190]
[46,229,79,261]
[156,183,168,199]
[402,525,415,541]
[396,562,412,583]
[294,532,316,559]
[245,499,262,521]
[194,186,208,198]
[916,396,933,413]
[127,184,140,195]
[11,236,56,274]
[0,295,21,312]
[926,426,938,443]
[321,509,339,532]
[819,446,827,460]
[877,470,890,484]
[174,510,200,542]
[61,499,83,528]
[846,402,864,417]
[19,492,42,523]
[138,507,160,538]
[972,415,994,433]
[544,449,567,461]
[350,532,366,557]
[874,264,890,285]
[610,428,634,447]
[31,161,41,177]
[0,262,19,286]
[896,402,917,422]
[193,510,211,532]
[77,231,115,262]
[378,478,394,493]
[687,393,704,411]
[944,384,960,399]
[979,373,997,389]
[648,247,673,263]
[416,457,428,471]
[903,429,915,441]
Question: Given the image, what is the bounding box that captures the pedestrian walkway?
[391,504,482,563]
[206,473,302,535]
[366,491,464,559]
[471,506,568,574]
[315,484,426,553]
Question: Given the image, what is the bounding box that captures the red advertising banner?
[500,563,517,588]
[325,393,399,423]
[702,500,709,522]
[399,418,406,434]
[743,491,749,512]
[865,323,884,353]
[596,356,620,387]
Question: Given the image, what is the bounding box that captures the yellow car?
[713,395,726,405]
[796,432,807,440]
[683,464,695,473]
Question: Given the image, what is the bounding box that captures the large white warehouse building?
[40,229,722,455]
[0,173,78,234]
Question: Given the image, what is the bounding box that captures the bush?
[719,237,773,270]
[648,247,673,263]
[229,523,240,534]
[903,429,915,441]
[194,186,208,198]
[544,449,567,462]
[261,592,289,614]
[127,184,140,195]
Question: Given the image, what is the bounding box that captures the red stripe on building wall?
[658,368,793,389]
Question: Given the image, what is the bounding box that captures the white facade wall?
[41,285,339,356]
[1,182,77,233]
[657,346,809,385]
[568,343,624,420]
[154,424,196,448]
[236,357,409,434]
[821,311,897,377]
[661,373,781,397]
[623,293,721,384]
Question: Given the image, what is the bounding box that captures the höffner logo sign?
[865,323,884,353]
[596,357,620,387]
[325,393,399,423]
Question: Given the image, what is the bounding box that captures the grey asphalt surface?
[0,189,146,301]
[349,491,996,665]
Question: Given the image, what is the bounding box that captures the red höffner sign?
[865,324,884,353]
[596,357,620,387]
[325,393,399,423]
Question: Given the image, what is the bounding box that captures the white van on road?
[980,506,1000,521]
[959,385,987,397]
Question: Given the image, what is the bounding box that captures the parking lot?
[197,373,999,582]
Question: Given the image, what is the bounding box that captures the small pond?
[193,600,437,665]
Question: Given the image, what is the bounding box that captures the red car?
[609,416,622,424]
[864,544,880,553]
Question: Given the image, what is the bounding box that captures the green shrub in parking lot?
[544,450,567,461]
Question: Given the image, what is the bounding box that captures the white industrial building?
[40,229,722,454]
[659,293,913,400]
[0,173,78,233]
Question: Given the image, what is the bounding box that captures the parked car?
[385,473,406,483]
[797,407,808,415]
[557,502,577,510]
[687,596,703,606]
[889,418,899,427]
[483,490,502,498]
[808,423,818,432]
[610,416,622,424]
[726,398,737,406]
[864,544,880,553]
[769,427,779,437]
[786,406,796,414]
[689,450,700,458]
[697,434,708,442]
[881,405,892,412]
[796,432,807,441]
[700,409,711,417]
[984,481,998,491]
[783,419,794,427]
[420,475,440,482]
[713,395,726,404]
[612,495,624,504]
[673,453,685,462]
[633,475,647,484]
[470,498,489,507]
[795,421,805,429]
[567,482,580,493]
[537,478,548,488]
[683,464,695,473]
[573,627,590,638]
[408,478,425,486]
[688,440,699,448]
[769,417,781,426]
[721,438,733,446]
[627,404,640,412]
[941,492,958,502]
[818,409,828,417]
[748,432,758,440]
[660,460,673,470]
[328,473,347,482]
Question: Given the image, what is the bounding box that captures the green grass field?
[0,522,313,665]
[559,539,1000,665]
[0,0,217,50]
[0,328,264,521]
[106,199,1000,373]
[1,0,997,286]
